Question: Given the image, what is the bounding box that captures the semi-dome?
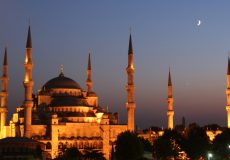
[42,73,82,90]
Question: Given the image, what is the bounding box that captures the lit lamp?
[208,153,213,160]
[228,145,230,160]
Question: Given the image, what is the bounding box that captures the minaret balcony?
[126,84,135,89]
[167,110,174,116]
[126,67,135,73]
[126,102,136,109]
[24,100,33,107]
[1,77,8,81]
[24,63,33,69]
[226,90,230,94]
[0,92,8,97]
[86,81,93,85]
[226,105,230,111]
[0,107,7,113]
[23,81,34,87]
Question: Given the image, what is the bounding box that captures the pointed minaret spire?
[88,48,91,70]
[86,49,93,93]
[26,25,32,48]
[23,25,34,138]
[167,68,174,129]
[3,48,7,66]
[168,68,172,86]
[128,34,133,55]
[126,33,136,131]
[0,47,9,138]
[228,57,230,75]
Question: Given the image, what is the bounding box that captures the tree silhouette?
[139,137,152,152]
[55,147,82,160]
[212,128,230,160]
[33,145,43,160]
[82,148,105,160]
[183,123,210,159]
[153,129,184,159]
[115,131,144,160]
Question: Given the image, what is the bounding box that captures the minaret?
[0,47,8,138]
[85,49,98,107]
[23,25,34,137]
[167,68,174,129]
[226,57,230,128]
[126,34,135,131]
[86,49,93,93]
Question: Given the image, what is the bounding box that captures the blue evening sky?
[0,1,230,129]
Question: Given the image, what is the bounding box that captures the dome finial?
[106,105,109,113]
[59,64,64,76]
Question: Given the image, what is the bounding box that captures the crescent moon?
[197,20,202,26]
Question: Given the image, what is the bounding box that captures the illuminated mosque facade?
[0,26,136,159]
[0,25,230,159]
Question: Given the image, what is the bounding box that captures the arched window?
[89,142,93,148]
[47,153,52,159]
[46,142,52,150]
[58,142,63,149]
[93,142,97,148]
[84,142,89,149]
[98,142,103,149]
[79,142,83,149]
[74,142,78,148]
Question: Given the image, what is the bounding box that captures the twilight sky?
[0,1,230,129]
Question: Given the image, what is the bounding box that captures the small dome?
[42,73,82,90]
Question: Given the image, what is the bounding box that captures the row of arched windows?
[51,89,81,96]
[50,107,89,113]
[57,141,103,150]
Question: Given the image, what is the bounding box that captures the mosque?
[0,25,230,160]
[0,26,136,159]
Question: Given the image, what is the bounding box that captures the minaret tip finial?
[106,105,109,113]
[29,17,31,26]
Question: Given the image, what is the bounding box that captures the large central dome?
[42,73,82,90]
